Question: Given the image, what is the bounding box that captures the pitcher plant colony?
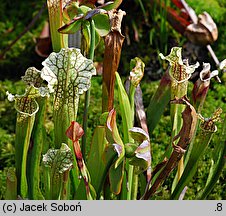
[4,0,225,200]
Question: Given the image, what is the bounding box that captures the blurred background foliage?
[0,0,226,79]
[0,0,48,79]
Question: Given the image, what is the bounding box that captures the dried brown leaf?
[142,97,197,199]
[102,10,126,112]
[185,12,218,46]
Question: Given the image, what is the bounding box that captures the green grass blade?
[146,70,171,134]
[115,72,134,199]
[109,161,125,195]
[87,126,108,198]
[115,72,133,143]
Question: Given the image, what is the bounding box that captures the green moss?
[186,0,226,23]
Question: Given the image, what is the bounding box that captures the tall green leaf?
[87,126,110,198]
[47,0,68,52]
[105,109,125,195]
[115,72,133,143]
[196,113,225,199]
[27,98,46,200]
[7,86,43,198]
[147,70,171,134]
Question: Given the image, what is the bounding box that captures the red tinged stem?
[66,121,91,197]
[66,122,84,169]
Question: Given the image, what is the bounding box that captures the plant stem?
[82,19,95,160]
[61,171,70,200]
[21,116,34,198]
[127,164,134,200]
[171,102,184,188]
[27,98,46,200]
[15,112,35,198]
[54,108,70,148]
[127,85,136,200]
[44,167,51,200]
[50,171,62,200]
[129,85,136,122]
[131,167,139,200]
[88,19,95,60]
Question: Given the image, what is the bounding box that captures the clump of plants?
[3,0,225,200]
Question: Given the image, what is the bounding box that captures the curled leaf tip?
[159,47,183,66]
[22,67,51,97]
[66,121,84,142]
[129,57,145,87]
[200,62,219,82]
[128,127,151,170]
[160,47,199,84]
[6,91,15,102]
[198,108,222,132]
[106,108,116,132]
[129,127,149,142]
[113,143,123,157]
[7,66,50,118]
[185,62,200,76]
[135,140,151,163]
[7,87,41,119]
[185,12,218,46]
